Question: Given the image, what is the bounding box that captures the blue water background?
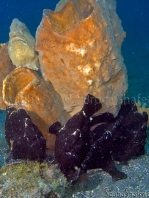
[0,0,149,164]
[117,0,149,104]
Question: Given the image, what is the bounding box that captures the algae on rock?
[0,161,68,197]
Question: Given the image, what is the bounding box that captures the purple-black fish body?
[49,94,102,182]
[5,106,46,162]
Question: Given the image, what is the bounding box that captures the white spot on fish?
[9,110,16,118]
[83,111,87,117]
[72,131,77,136]
[59,125,65,132]
[90,117,93,121]
[10,139,14,150]
[105,130,112,139]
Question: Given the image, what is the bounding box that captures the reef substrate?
[69,155,149,198]
[0,161,68,197]
[4,94,148,184]
[0,0,148,195]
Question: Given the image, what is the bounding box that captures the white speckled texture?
[70,155,149,197]
[36,0,127,119]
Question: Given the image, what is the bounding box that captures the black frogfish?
[5,106,46,162]
[49,94,102,182]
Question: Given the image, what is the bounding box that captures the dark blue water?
[0,0,59,42]
[0,0,149,102]
[0,0,149,164]
[117,0,149,105]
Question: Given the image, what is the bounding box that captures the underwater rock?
[49,94,102,182]
[49,97,148,182]
[8,18,39,70]
[3,67,67,154]
[0,161,68,197]
[0,43,15,109]
[36,0,127,118]
[5,106,46,162]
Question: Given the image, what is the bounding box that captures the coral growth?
[36,0,127,118]
[0,161,68,197]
